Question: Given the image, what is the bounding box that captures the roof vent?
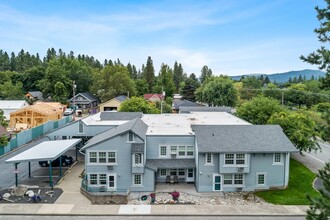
[212,133,215,136]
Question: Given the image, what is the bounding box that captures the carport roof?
[5,139,81,164]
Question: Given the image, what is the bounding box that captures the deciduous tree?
[119,97,159,114]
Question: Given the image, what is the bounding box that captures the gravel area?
[0,187,63,204]
[128,192,266,205]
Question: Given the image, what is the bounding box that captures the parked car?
[64,108,74,116]
[39,155,74,167]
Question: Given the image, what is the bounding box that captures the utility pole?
[73,80,76,120]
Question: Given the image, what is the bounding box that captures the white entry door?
[186,169,194,182]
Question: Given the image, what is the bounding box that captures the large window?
[170,146,177,155]
[187,146,194,156]
[205,153,213,165]
[160,146,167,157]
[99,174,107,185]
[88,151,117,164]
[224,154,246,165]
[223,174,244,185]
[89,174,97,185]
[160,169,167,176]
[133,174,143,186]
[134,153,142,166]
[273,153,283,164]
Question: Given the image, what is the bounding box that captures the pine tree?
[200,65,212,83]
[173,61,184,93]
[144,56,155,92]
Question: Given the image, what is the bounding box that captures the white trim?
[256,172,267,186]
[222,173,245,186]
[132,153,143,167]
[159,169,167,177]
[107,173,117,190]
[87,150,117,165]
[159,145,168,158]
[158,144,194,158]
[88,173,108,187]
[224,153,247,166]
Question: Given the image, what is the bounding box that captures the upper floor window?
[186,146,194,156]
[88,151,117,164]
[134,153,142,166]
[160,146,167,157]
[205,153,213,165]
[128,131,134,142]
[224,154,246,165]
[170,146,177,155]
[273,153,283,164]
[178,146,186,156]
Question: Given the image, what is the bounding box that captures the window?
[89,152,97,163]
[170,146,177,155]
[108,175,115,188]
[257,173,266,185]
[178,169,185,176]
[170,169,177,176]
[273,153,282,164]
[128,131,134,142]
[160,169,167,176]
[223,174,244,185]
[133,174,142,185]
[108,152,116,163]
[178,146,186,156]
[224,154,246,165]
[160,146,167,157]
[205,153,213,165]
[187,146,194,156]
[236,154,245,164]
[78,120,84,133]
[89,174,97,185]
[223,174,233,185]
[99,174,106,185]
[234,174,243,185]
[98,152,106,163]
[224,154,234,164]
[134,153,142,166]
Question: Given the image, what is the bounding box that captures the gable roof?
[0,100,29,109]
[143,94,163,100]
[173,100,203,110]
[80,118,148,151]
[70,92,98,102]
[26,91,43,100]
[100,112,142,121]
[192,125,297,153]
[114,95,128,102]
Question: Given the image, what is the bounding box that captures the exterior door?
[186,169,194,182]
[108,174,116,191]
[213,174,221,191]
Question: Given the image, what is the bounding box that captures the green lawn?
[255,158,320,205]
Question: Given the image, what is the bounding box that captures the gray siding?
[85,132,154,192]
[146,135,195,159]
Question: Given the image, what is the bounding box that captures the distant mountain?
[231,69,326,84]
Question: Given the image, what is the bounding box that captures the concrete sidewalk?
[0,160,309,216]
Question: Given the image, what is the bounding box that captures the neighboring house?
[143,94,164,102]
[79,111,297,194]
[172,100,203,113]
[0,100,29,120]
[25,91,44,101]
[99,95,128,112]
[9,102,63,130]
[69,92,98,109]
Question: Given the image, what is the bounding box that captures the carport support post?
[59,157,62,177]
[49,161,53,190]
[76,145,78,161]
[28,162,31,177]
[14,163,18,187]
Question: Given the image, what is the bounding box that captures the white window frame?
[89,173,108,186]
[224,154,246,166]
[170,146,177,155]
[78,120,84,134]
[89,152,97,163]
[178,146,186,157]
[186,146,194,156]
[98,174,107,185]
[89,174,98,185]
[205,153,213,165]
[159,169,167,177]
[133,153,143,166]
[128,131,135,142]
[256,172,267,186]
[108,173,116,190]
[159,146,167,157]
[273,153,283,165]
[133,174,143,186]
[87,150,117,165]
[222,174,245,186]
[213,174,222,191]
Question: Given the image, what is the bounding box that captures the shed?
[9,102,63,131]
[99,95,128,112]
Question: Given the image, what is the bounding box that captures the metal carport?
[5,139,81,189]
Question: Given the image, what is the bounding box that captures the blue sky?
[0,0,326,76]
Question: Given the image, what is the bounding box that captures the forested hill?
[231,69,326,83]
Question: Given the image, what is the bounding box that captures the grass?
[255,158,320,205]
